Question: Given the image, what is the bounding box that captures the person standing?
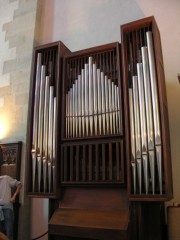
[0,175,22,240]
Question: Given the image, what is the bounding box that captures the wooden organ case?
[27,17,173,240]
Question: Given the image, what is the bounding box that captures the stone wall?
[0,0,38,239]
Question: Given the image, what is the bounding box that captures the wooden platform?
[48,188,130,240]
[49,208,129,240]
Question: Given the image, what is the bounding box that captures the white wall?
[34,0,180,237]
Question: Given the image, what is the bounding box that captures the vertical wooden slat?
[70,145,74,181]
[95,144,99,181]
[76,145,79,181]
[120,140,124,182]
[116,142,120,181]
[82,145,86,181]
[64,146,67,181]
[109,143,112,181]
[102,143,106,180]
[89,145,92,181]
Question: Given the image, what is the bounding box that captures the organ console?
[26,16,173,240]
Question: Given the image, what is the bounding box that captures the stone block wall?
[0,0,38,239]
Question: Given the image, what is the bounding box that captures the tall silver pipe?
[37,65,46,155]
[105,75,109,134]
[74,79,78,137]
[42,76,50,192]
[116,85,121,134]
[53,97,56,161]
[37,65,46,192]
[68,90,70,138]
[108,79,112,134]
[93,63,98,135]
[97,69,102,135]
[129,88,136,162]
[81,69,85,136]
[132,76,141,159]
[52,97,56,192]
[69,88,73,138]
[146,31,161,145]
[85,64,89,135]
[137,63,147,154]
[65,93,68,137]
[101,71,106,135]
[112,82,116,134]
[43,76,50,154]
[48,86,54,192]
[72,83,75,137]
[31,52,42,192]
[89,57,93,135]
[132,75,142,194]
[141,47,154,150]
[32,53,42,150]
[114,85,118,134]
[78,75,82,137]
[129,88,136,194]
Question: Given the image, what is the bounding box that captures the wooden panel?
[49,188,129,239]
[49,208,129,240]
[61,140,125,185]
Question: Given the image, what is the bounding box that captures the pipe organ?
[27,16,173,240]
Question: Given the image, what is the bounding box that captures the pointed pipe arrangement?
[65,55,121,138]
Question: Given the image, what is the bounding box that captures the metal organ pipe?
[37,65,46,192]
[128,31,162,195]
[31,52,42,192]
[65,55,121,138]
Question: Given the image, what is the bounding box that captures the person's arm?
[10,183,22,203]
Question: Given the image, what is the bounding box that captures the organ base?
[49,188,129,240]
[48,189,166,240]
